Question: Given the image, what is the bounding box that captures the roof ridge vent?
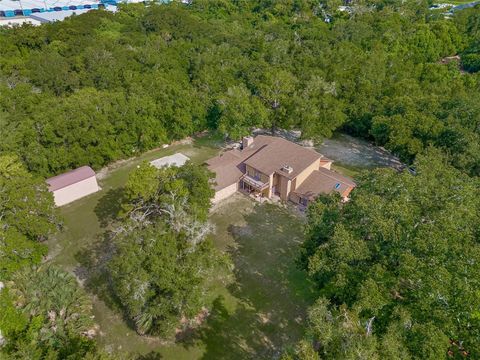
[282,164,293,174]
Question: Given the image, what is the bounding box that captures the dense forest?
[0,0,479,177]
[1,0,480,359]
[291,150,480,359]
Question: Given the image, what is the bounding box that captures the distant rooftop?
[30,8,90,22]
[0,0,100,15]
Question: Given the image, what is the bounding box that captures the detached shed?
[46,166,99,206]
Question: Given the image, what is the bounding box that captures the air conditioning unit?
[282,165,293,174]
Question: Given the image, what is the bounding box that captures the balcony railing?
[241,174,270,191]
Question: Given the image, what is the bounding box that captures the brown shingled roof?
[243,136,322,179]
[294,167,356,199]
[207,135,329,191]
[206,136,277,190]
[46,166,96,191]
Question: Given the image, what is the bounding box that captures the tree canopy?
[296,150,480,359]
[0,155,58,278]
[0,1,478,176]
[0,266,105,359]
[108,162,228,336]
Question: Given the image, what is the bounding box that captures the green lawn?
[331,163,362,178]
[47,134,318,358]
[195,197,317,359]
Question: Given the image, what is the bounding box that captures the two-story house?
[206,135,355,205]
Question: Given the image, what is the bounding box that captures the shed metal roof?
[46,166,96,191]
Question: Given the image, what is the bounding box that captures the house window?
[248,168,261,180]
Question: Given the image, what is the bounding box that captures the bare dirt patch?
[316,133,404,170]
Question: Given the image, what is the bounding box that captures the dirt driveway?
[316,133,404,170]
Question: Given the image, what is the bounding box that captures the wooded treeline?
[0,0,479,177]
[291,150,480,359]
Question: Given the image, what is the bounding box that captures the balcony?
[241,174,270,191]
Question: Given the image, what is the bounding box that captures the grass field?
[47,134,318,358]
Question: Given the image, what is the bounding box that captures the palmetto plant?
[9,266,94,342]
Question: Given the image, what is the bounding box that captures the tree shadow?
[74,229,120,307]
[181,203,317,359]
[74,228,145,334]
[93,187,125,228]
[181,295,276,359]
[136,352,164,360]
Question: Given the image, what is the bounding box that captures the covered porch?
[239,174,270,198]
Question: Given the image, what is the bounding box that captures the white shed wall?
[53,176,99,206]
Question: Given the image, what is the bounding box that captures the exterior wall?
[291,159,320,192]
[289,192,311,206]
[320,161,332,170]
[267,173,274,198]
[53,177,99,206]
[278,175,291,201]
[272,174,279,194]
[245,165,270,184]
[245,164,273,198]
[289,192,301,204]
[0,18,41,27]
[262,187,270,198]
[213,182,238,204]
[342,186,354,200]
[291,186,355,206]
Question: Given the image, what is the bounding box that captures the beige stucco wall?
[267,173,274,197]
[245,165,273,198]
[320,161,332,170]
[53,176,99,206]
[278,175,291,201]
[213,182,238,204]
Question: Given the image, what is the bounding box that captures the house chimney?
[242,136,254,149]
